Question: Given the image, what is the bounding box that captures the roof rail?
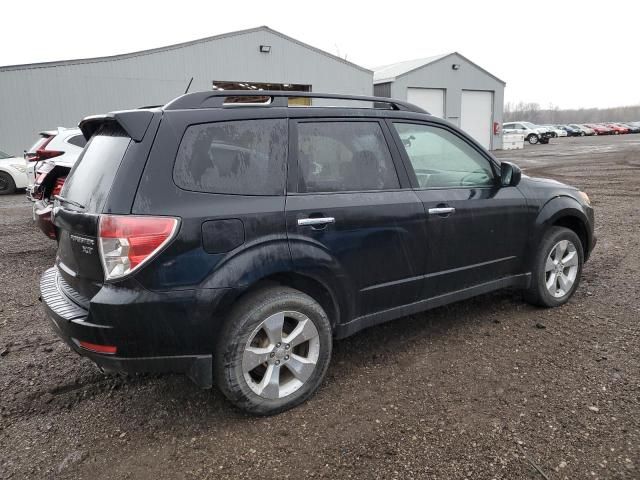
[163,90,428,114]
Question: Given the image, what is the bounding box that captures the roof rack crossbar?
[163,90,427,114]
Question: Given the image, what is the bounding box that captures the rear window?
[67,134,88,148]
[173,119,287,196]
[60,124,131,212]
[27,136,51,153]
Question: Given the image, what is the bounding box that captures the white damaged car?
[0,149,28,194]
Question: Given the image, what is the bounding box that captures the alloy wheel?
[545,240,579,298]
[242,311,320,399]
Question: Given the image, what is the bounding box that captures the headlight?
[9,164,27,173]
[578,191,591,206]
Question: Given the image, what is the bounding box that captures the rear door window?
[60,124,131,212]
[296,121,400,193]
[173,119,287,196]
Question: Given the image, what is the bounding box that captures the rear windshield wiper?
[54,195,85,210]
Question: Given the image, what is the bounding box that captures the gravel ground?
[0,135,638,479]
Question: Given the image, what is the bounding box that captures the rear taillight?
[52,177,66,197]
[36,149,64,161]
[25,136,64,162]
[98,215,179,281]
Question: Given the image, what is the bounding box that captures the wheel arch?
[533,195,592,262]
[216,271,344,332]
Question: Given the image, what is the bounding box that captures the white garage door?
[461,90,493,149]
[407,88,445,118]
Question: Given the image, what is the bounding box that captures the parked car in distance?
[24,127,87,198]
[620,123,640,134]
[569,124,595,136]
[25,128,87,239]
[604,123,629,135]
[558,125,583,137]
[0,149,29,195]
[584,124,611,135]
[542,125,567,138]
[40,91,596,415]
[503,122,553,144]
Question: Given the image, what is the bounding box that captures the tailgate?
[53,123,132,298]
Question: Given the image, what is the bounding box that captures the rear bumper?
[40,267,216,388]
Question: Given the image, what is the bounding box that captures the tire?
[527,134,539,145]
[0,172,16,195]
[524,226,584,308]
[214,286,333,415]
[580,132,585,137]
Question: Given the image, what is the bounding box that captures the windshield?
[60,124,131,212]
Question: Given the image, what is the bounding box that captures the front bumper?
[39,267,216,388]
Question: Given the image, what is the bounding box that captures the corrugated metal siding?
[373,82,391,98]
[0,29,373,155]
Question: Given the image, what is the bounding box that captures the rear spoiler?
[78,110,155,142]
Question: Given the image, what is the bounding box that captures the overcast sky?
[3,0,639,110]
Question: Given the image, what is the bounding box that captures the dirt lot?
[1,135,638,479]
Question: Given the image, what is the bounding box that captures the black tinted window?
[297,121,399,193]
[67,134,87,148]
[61,124,131,212]
[174,119,287,195]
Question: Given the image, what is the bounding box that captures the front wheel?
[527,134,539,145]
[525,227,584,307]
[0,172,16,195]
[214,286,333,415]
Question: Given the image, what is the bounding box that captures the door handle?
[297,217,335,227]
[428,207,456,215]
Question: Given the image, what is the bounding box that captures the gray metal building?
[0,26,372,155]
[374,53,505,150]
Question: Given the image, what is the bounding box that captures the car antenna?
[184,77,194,94]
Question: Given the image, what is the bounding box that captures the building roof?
[0,26,372,74]
[373,52,505,85]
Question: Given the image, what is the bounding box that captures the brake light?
[26,136,64,162]
[36,149,64,161]
[98,215,179,281]
[52,177,66,197]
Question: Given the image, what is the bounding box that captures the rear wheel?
[525,227,583,307]
[214,286,332,415]
[0,172,16,195]
[527,134,539,145]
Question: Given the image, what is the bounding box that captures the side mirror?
[500,161,521,187]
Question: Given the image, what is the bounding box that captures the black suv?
[41,91,596,415]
